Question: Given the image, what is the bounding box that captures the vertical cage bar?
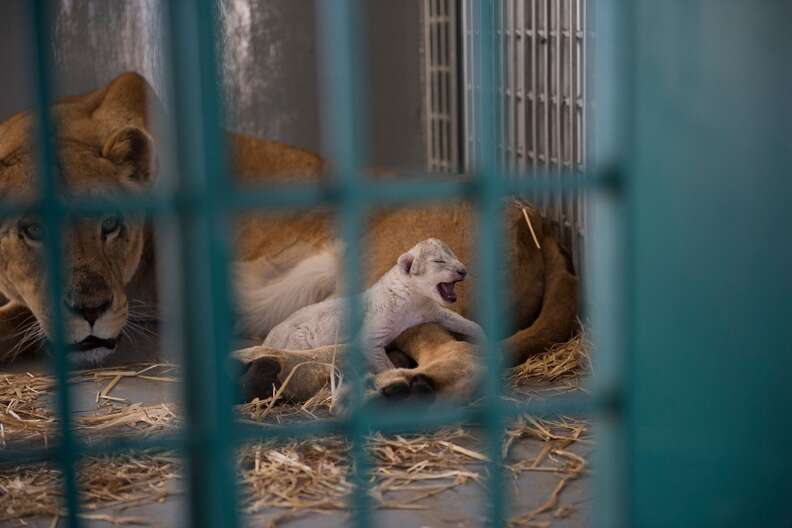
[531,0,538,170]
[425,0,460,173]
[507,0,516,172]
[436,1,443,171]
[27,1,81,526]
[448,0,460,172]
[567,0,577,270]
[504,0,510,169]
[588,0,630,526]
[165,1,239,527]
[567,0,574,172]
[580,0,588,238]
[471,1,509,525]
[497,0,505,166]
[429,0,435,170]
[439,3,449,170]
[553,0,563,225]
[516,0,527,172]
[465,0,477,171]
[541,0,550,209]
[423,0,434,170]
[503,0,511,169]
[471,0,478,171]
[315,1,371,526]
[462,0,471,170]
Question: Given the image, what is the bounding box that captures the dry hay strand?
[510,330,590,386]
[506,417,589,527]
[237,383,334,426]
[78,402,180,439]
[0,356,591,525]
[0,417,588,524]
[238,427,488,515]
[239,420,587,519]
[0,365,182,447]
[240,436,351,513]
[0,370,56,447]
[0,451,181,523]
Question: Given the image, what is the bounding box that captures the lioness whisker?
[5,322,45,361]
[124,320,159,340]
[121,326,139,347]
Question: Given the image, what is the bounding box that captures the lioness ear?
[397,253,415,275]
[102,126,155,183]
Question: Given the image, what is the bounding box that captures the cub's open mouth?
[437,281,459,303]
[70,336,118,353]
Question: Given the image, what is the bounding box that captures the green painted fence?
[5,0,791,527]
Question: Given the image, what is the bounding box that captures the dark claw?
[386,348,417,369]
[380,380,411,400]
[238,357,281,403]
[409,374,436,403]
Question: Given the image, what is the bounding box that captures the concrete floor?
[2,350,591,528]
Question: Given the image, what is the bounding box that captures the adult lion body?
[0,72,578,402]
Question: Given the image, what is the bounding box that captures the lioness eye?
[101,215,122,236]
[18,219,44,242]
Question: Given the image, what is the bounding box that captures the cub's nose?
[64,298,112,326]
[456,268,467,279]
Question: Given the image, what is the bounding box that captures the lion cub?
[262,238,485,373]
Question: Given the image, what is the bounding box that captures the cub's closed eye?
[433,259,446,264]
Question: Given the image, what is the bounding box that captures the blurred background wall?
[0,0,425,168]
[0,1,33,122]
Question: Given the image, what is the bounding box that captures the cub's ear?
[101,126,155,183]
[397,252,415,275]
[398,252,426,275]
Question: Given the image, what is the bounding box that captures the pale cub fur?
[262,238,485,373]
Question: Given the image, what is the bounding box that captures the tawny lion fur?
[0,72,579,403]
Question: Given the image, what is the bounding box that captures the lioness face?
[398,238,468,306]
[0,127,153,363]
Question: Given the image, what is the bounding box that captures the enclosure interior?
[0,1,595,527]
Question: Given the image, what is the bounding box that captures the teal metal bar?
[628,1,792,526]
[588,0,631,527]
[470,1,509,525]
[0,169,614,221]
[165,1,239,527]
[315,1,372,525]
[0,391,604,467]
[27,1,81,526]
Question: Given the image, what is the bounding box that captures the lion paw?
[376,370,436,404]
[330,370,439,416]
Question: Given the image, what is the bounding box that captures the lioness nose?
[64,298,112,326]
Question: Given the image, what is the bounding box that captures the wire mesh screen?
[424,0,588,271]
[423,0,461,172]
[467,0,586,270]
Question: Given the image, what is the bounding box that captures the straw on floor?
[0,333,590,526]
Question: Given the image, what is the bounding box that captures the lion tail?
[502,207,580,366]
[235,244,341,338]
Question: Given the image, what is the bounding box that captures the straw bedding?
[0,333,589,526]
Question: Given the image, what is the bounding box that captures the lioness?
[0,72,578,403]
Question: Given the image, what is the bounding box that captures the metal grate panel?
[459,0,587,271]
[424,0,461,173]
